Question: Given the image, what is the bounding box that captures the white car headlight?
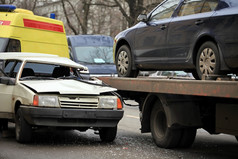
[99,96,118,109]
[33,95,59,107]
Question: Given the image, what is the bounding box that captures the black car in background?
[114,0,238,79]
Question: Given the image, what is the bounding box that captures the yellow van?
[0,5,69,58]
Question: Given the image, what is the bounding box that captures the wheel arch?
[192,35,217,65]
[192,35,229,71]
[14,100,21,115]
[115,39,136,70]
[141,93,203,133]
[141,94,161,133]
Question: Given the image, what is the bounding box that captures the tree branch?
[61,0,78,35]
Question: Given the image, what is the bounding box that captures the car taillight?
[117,98,123,110]
[6,39,21,52]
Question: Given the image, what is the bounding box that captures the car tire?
[150,101,183,148]
[99,126,117,142]
[178,128,197,148]
[196,41,220,80]
[15,108,32,143]
[116,45,138,77]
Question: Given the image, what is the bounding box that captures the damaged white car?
[0,53,124,143]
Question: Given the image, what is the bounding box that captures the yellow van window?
[6,39,21,52]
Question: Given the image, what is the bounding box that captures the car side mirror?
[137,14,148,22]
[0,77,15,85]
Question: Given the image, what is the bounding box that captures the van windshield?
[0,38,9,52]
[74,46,114,64]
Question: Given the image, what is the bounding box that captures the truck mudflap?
[20,106,124,128]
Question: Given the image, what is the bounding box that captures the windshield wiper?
[57,76,77,80]
[79,61,94,64]
[20,76,55,80]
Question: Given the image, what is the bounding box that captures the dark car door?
[167,0,218,62]
[133,0,181,66]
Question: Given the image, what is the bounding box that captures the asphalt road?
[0,105,238,159]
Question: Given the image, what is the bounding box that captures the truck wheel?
[99,126,117,142]
[178,128,197,148]
[15,108,32,143]
[150,101,182,148]
[196,41,220,80]
[116,45,138,77]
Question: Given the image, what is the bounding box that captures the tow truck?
[99,76,238,148]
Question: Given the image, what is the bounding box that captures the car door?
[167,0,218,61]
[0,60,21,115]
[134,0,181,66]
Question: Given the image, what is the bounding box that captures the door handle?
[160,25,167,30]
[195,20,204,25]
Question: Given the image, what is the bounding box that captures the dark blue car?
[67,35,117,76]
[114,0,238,79]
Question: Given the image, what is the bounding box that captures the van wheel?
[196,41,220,80]
[150,101,182,148]
[15,108,32,143]
[99,126,117,142]
[116,45,138,77]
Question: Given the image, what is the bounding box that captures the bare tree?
[61,0,92,35]
[15,0,38,11]
[91,0,160,27]
[0,0,15,4]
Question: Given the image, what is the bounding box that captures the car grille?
[59,96,98,108]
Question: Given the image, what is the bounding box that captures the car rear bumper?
[20,106,124,128]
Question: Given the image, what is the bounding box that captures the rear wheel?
[150,101,183,148]
[196,41,220,80]
[99,126,117,142]
[15,108,32,143]
[116,45,138,77]
[235,136,238,142]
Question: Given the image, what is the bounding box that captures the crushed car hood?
[20,79,116,95]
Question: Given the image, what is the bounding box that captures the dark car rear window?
[217,0,238,9]
[178,0,219,17]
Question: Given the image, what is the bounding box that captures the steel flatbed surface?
[99,77,238,99]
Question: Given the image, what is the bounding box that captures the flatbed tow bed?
[99,77,238,148]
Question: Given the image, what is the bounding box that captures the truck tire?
[116,45,138,77]
[99,126,117,142]
[178,128,197,148]
[196,41,220,80]
[15,108,32,143]
[150,101,183,148]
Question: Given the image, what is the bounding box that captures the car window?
[150,0,180,21]
[24,63,56,75]
[201,0,219,12]
[0,38,8,52]
[74,46,114,64]
[219,0,238,8]
[22,62,77,79]
[4,60,22,78]
[178,0,219,16]
[178,0,205,16]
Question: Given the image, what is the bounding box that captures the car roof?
[0,52,87,69]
